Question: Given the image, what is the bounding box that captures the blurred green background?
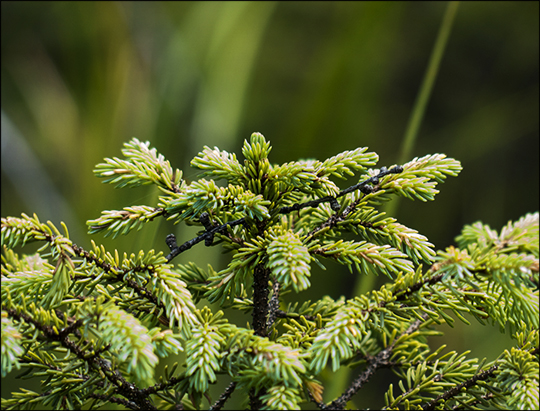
[2,1,538,409]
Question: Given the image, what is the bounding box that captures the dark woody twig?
[421,365,499,411]
[165,217,247,262]
[322,315,427,410]
[5,308,156,410]
[209,381,237,411]
[279,165,403,214]
[165,165,404,262]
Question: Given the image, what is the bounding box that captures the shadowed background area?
[2,1,538,409]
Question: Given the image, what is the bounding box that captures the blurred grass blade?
[386,1,460,217]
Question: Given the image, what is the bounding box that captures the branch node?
[165,234,177,251]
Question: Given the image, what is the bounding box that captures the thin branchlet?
[209,381,237,411]
[6,308,157,410]
[165,217,246,262]
[279,165,403,214]
[422,365,499,411]
[165,165,404,262]
[323,316,427,410]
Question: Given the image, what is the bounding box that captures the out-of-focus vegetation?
[2,1,538,409]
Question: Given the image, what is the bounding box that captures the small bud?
[360,185,373,194]
[199,212,213,230]
[330,198,340,211]
[165,234,177,251]
[371,176,379,185]
[379,166,387,174]
[205,234,214,246]
[391,165,404,173]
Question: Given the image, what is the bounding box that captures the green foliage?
[266,228,312,293]
[1,312,24,378]
[2,133,538,410]
[94,138,184,193]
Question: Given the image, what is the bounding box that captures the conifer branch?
[4,307,156,410]
[326,316,427,410]
[165,217,247,262]
[209,381,237,411]
[164,165,405,264]
[3,133,537,410]
[421,364,499,411]
[278,165,403,214]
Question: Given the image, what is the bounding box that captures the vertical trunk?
[250,262,270,409]
[251,263,270,337]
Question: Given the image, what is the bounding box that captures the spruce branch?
[87,206,166,239]
[1,313,24,377]
[311,239,414,278]
[94,138,183,193]
[3,306,156,410]
[325,316,427,410]
[165,217,247,262]
[209,381,237,411]
[163,165,406,265]
[278,165,403,215]
[191,146,246,185]
[71,242,197,335]
[421,364,499,411]
[3,132,538,410]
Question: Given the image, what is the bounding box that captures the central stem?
[250,263,270,409]
[251,263,270,337]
